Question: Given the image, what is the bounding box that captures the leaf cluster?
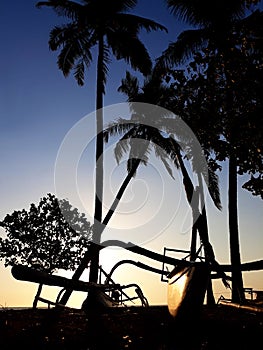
[0,193,93,273]
[157,8,263,199]
[36,0,167,86]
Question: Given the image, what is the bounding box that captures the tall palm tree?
[156,0,260,303]
[36,0,167,286]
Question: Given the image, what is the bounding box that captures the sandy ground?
[0,303,263,349]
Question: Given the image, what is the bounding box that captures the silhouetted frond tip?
[74,61,85,86]
[108,30,153,76]
[103,119,137,143]
[118,71,140,99]
[116,13,168,34]
[36,1,82,20]
[207,166,222,210]
[114,137,131,165]
[156,28,208,69]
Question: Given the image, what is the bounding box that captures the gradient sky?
[0,0,262,308]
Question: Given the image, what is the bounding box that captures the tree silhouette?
[105,71,230,303]
[36,0,167,284]
[0,193,92,272]
[156,0,263,303]
[0,193,93,307]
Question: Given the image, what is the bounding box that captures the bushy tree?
[0,193,92,274]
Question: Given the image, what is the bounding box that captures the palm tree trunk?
[177,151,215,304]
[224,53,245,303]
[102,159,141,227]
[197,173,215,305]
[58,158,142,305]
[89,35,105,284]
[190,225,197,260]
[228,152,245,302]
[58,244,95,305]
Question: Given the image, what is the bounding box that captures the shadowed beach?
[0,304,263,349]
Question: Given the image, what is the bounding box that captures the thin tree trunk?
[89,35,105,284]
[197,173,215,305]
[177,151,215,304]
[224,51,245,303]
[190,225,197,261]
[58,158,142,305]
[102,159,141,227]
[228,153,245,302]
[58,244,95,305]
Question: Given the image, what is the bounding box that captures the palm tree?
[36,0,167,286]
[155,0,260,303]
[103,71,230,303]
[56,70,227,306]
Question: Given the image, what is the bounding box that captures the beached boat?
[11,264,148,309]
[167,262,210,319]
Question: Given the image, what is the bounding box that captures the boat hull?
[167,263,210,319]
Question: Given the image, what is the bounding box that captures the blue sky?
[0,0,262,307]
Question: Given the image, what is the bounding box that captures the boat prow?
[167,262,210,319]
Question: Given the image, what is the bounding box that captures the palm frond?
[36,0,82,20]
[107,30,152,76]
[118,71,140,101]
[73,60,85,86]
[169,136,195,204]
[106,0,137,13]
[157,116,198,152]
[113,13,167,34]
[111,126,151,177]
[128,126,178,179]
[207,166,222,210]
[167,136,184,169]
[141,128,180,178]
[113,126,139,164]
[188,145,222,211]
[166,0,201,24]
[81,0,137,18]
[48,24,73,51]
[153,145,175,179]
[165,0,246,26]
[114,137,131,165]
[49,24,93,82]
[103,119,137,143]
[127,138,151,175]
[57,44,76,77]
[118,71,175,112]
[156,28,208,69]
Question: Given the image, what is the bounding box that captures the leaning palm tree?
[57,70,228,306]
[36,0,167,286]
[103,71,230,302]
[155,0,259,303]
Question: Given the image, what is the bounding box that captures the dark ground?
[0,303,263,349]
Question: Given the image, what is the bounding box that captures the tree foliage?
[156,1,263,302]
[159,9,263,199]
[0,193,92,273]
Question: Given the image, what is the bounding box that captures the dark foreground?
[0,304,263,349]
